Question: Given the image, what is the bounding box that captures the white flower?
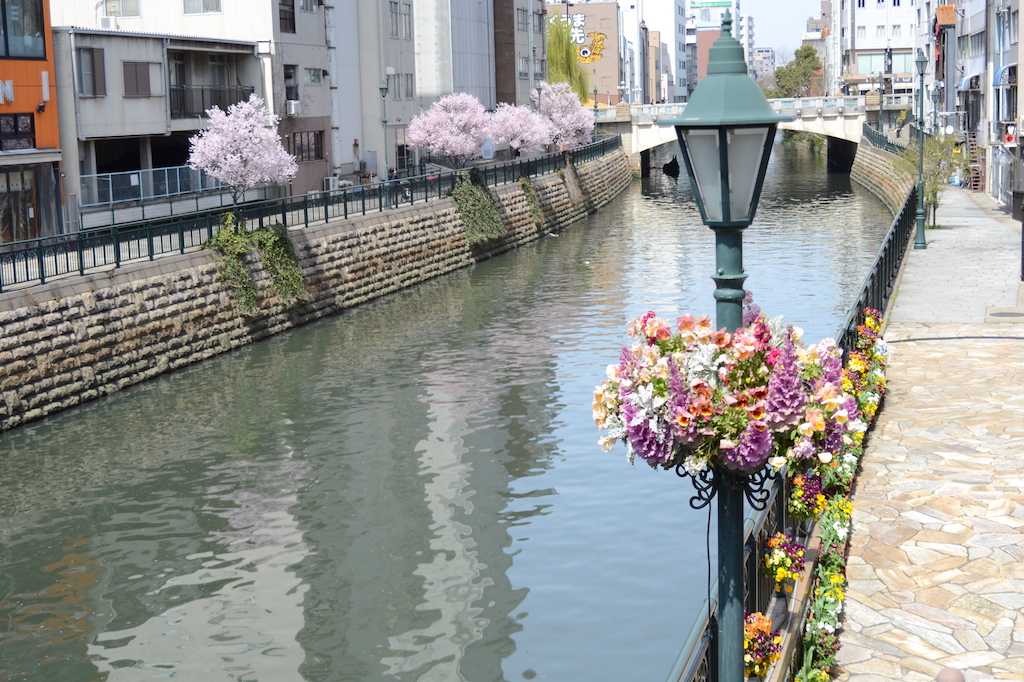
[817,451,833,464]
[847,419,867,433]
[683,455,708,474]
[598,436,617,452]
[768,456,787,469]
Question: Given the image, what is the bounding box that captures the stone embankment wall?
[850,137,914,215]
[0,150,633,432]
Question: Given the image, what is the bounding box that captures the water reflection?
[0,142,893,682]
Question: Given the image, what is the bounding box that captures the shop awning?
[994,64,1017,87]
[957,74,980,90]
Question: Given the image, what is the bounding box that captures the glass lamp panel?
[726,127,770,223]
[681,128,723,222]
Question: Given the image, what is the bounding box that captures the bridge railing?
[0,136,623,293]
[665,185,918,682]
[770,96,865,117]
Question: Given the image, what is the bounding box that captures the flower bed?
[593,304,888,681]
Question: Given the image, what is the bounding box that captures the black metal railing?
[170,85,256,118]
[835,186,916,355]
[862,121,907,155]
[666,185,917,682]
[0,136,622,292]
[665,476,807,682]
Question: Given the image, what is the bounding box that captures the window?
[404,73,414,99]
[390,73,401,99]
[876,25,885,38]
[891,52,912,72]
[518,56,529,78]
[402,3,412,38]
[857,0,864,6]
[290,130,323,161]
[857,53,884,73]
[279,0,295,33]
[122,61,151,97]
[389,2,399,37]
[536,12,544,33]
[304,68,322,84]
[77,48,106,96]
[856,25,865,38]
[700,8,709,21]
[891,24,901,37]
[517,8,528,31]
[0,0,46,58]
[892,0,899,5]
[0,113,34,150]
[184,0,221,12]
[104,0,139,16]
[283,64,298,100]
[300,0,316,11]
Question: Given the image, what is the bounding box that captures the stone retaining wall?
[0,149,633,432]
[850,137,914,215]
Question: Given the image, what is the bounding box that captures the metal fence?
[80,165,227,207]
[0,135,622,292]
[835,186,917,355]
[666,185,918,682]
[862,121,908,155]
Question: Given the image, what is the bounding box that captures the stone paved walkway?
[835,187,1024,682]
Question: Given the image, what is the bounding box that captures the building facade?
[0,0,62,243]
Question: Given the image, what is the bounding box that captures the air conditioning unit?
[100,16,117,30]
[286,99,300,116]
[324,176,339,191]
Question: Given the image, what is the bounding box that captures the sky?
[740,0,826,59]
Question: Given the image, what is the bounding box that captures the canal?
[0,142,893,682]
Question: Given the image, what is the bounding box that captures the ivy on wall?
[204,215,307,316]
[450,169,507,245]
[518,176,544,228]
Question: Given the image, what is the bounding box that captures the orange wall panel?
[0,0,59,151]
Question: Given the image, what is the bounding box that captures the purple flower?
[723,420,772,472]
[791,437,816,459]
[817,339,843,387]
[765,328,807,430]
[743,290,762,327]
[620,386,675,466]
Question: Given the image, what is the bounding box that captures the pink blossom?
[188,94,297,206]
[407,93,490,167]
[530,81,595,151]
[489,103,550,156]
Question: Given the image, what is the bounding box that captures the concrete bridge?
[596,94,916,174]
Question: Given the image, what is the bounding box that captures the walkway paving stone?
[835,187,1024,682]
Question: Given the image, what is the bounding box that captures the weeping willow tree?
[546,18,589,103]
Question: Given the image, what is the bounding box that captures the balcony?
[170,85,256,119]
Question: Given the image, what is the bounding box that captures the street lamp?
[661,11,791,682]
[379,80,389,181]
[914,49,928,249]
[593,86,599,115]
[618,80,625,104]
[877,72,885,133]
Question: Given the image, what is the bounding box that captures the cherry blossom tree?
[189,93,297,207]
[489,103,550,157]
[407,93,490,167]
[531,81,595,151]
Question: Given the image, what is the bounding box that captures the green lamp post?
[914,49,928,249]
[660,11,791,682]
[594,86,599,115]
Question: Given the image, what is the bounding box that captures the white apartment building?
[737,13,754,73]
[831,0,916,97]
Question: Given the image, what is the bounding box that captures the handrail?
[0,136,622,293]
[835,186,917,356]
[862,122,907,154]
[666,186,918,682]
